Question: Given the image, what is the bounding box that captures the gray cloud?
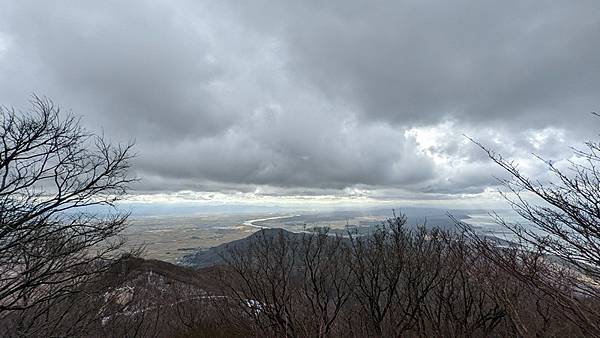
[231,1,600,129]
[0,0,598,200]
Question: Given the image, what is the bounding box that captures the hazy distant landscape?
[124,207,508,263]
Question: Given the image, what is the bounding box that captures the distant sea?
[462,210,534,243]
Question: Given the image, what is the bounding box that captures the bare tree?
[216,227,354,338]
[345,215,408,336]
[219,229,301,337]
[298,228,352,337]
[419,232,506,337]
[214,213,592,337]
[464,132,600,335]
[0,96,134,335]
[346,215,449,337]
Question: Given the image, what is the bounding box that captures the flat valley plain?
[123,208,478,263]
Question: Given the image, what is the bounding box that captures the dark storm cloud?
[0,0,598,198]
[230,0,600,129]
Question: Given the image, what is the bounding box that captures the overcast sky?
[1,1,599,208]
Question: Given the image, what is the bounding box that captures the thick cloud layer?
[0,0,598,203]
